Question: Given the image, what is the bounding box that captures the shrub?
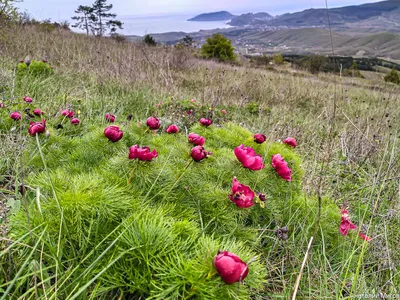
[384,68,400,84]
[143,34,157,46]
[201,34,235,62]
[272,53,284,65]
[16,60,54,78]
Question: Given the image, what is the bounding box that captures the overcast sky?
[18,0,382,21]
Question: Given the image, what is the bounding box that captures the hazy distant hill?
[188,11,236,22]
[229,0,400,31]
[237,28,400,58]
[229,13,273,26]
[269,0,400,27]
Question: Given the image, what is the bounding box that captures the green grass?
[1,25,400,299]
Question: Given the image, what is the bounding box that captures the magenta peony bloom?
[146,116,160,130]
[213,250,249,284]
[71,118,80,125]
[33,109,44,116]
[23,96,33,103]
[340,209,357,236]
[191,146,210,162]
[234,144,264,171]
[128,145,158,161]
[166,124,179,134]
[254,133,266,144]
[188,132,206,146]
[104,125,123,142]
[28,120,46,136]
[229,177,255,208]
[359,232,371,241]
[271,154,292,181]
[10,112,22,121]
[283,137,297,148]
[105,113,116,123]
[199,118,212,127]
[61,109,74,118]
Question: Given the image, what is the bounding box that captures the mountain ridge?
[188,11,236,22]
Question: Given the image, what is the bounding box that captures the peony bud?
[166,124,179,134]
[283,137,297,148]
[146,116,160,130]
[104,125,123,142]
[254,133,266,144]
[213,251,249,284]
[199,118,212,127]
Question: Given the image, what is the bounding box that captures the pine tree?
[71,5,95,36]
[91,0,122,36]
[182,35,194,47]
[143,34,156,46]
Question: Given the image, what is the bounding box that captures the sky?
[17,0,382,21]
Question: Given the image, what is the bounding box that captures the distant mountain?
[188,11,236,22]
[269,0,400,27]
[226,0,400,29]
[229,13,273,26]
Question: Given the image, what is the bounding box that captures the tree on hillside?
[143,34,156,46]
[182,35,194,47]
[71,5,96,36]
[201,34,235,62]
[384,68,400,85]
[91,0,122,36]
[0,0,19,27]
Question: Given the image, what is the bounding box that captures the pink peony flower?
[128,145,158,161]
[23,96,33,103]
[359,232,371,241]
[271,154,292,181]
[105,113,116,123]
[166,124,179,134]
[234,144,264,171]
[340,209,357,236]
[191,146,211,162]
[71,118,80,125]
[10,112,21,121]
[0,102,5,108]
[33,109,44,116]
[188,132,206,146]
[221,109,227,115]
[146,116,160,130]
[213,250,249,284]
[283,137,297,148]
[104,125,123,142]
[229,177,255,208]
[254,133,266,144]
[61,109,74,118]
[28,120,46,136]
[190,99,196,103]
[199,118,212,127]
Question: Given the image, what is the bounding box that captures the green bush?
[143,34,157,46]
[384,68,400,84]
[17,60,54,78]
[201,34,235,62]
[3,118,355,298]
